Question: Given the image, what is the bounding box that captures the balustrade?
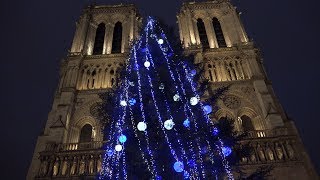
[36,129,300,179]
[36,141,106,179]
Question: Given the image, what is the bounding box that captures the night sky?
[1,0,319,179]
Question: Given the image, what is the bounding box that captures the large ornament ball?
[137,122,147,131]
[164,119,175,130]
[173,94,180,101]
[118,135,127,143]
[173,161,184,173]
[183,119,190,128]
[222,146,232,157]
[158,38,164,45]
[203,105,213,114]
[144,61,151,68]
[115,144,123,152]
[129,98,137,106]
[190,97,199,106]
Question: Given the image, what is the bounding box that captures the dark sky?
[0,0,319,179]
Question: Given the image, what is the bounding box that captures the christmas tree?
[98,17,235,180]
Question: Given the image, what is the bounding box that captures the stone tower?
[177,0,317,179]
[28,1,318,180]
[27,4,141,180]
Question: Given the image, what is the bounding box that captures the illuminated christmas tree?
[98,17,234,180]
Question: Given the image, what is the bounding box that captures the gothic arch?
[212,17,227,48]
[215,108,235,120]
[238,107,266,130]
[68,99,103,143]
[93,23,106,55]
[111,21,123,53]
[196,18,210,49]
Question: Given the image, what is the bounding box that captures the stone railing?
[238,128,301,166]
[36,129,301,179]
[36,141,106,179]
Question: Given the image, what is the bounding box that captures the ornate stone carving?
[90,102,102,118]
[223,95,241,109]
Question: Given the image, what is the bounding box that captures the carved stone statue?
[286,142,295,159]
[79,156,86,175]
[275,143,284,160]
[53,158,60,176]
[266,147,274,161]
[250,152,256,162]
[70,157,77,175]
[88,156,94,174]
[257,144,266,161]
[97,156,102,173]
[61,157,68,176]
[39,159,48,176]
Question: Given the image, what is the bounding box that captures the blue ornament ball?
[183,171,190,178]
[222,146,232,157]
[212,127,219,136]
[173,161,184,173]
[129,98,136,106]
[118,135,127,143]
[190,69,197,76]
[183,119,190,128]
[107,149,113,157]
[203,105,212,114]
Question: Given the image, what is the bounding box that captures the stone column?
[106,23,115,54]
[203,18,216,49]
[84,23,97,55]
[71,14,89,53]
[192,19,200,45]
[186,10,196,45]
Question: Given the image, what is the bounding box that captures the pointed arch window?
[212,18,227,48]
[197,18,209,49]
[111,22,122,53]
[93,23,106,55]
[79,124,93,143]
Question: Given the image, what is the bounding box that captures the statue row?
[38,154,102,177]
[240,140,297,164]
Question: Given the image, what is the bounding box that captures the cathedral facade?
[27,1,318,179]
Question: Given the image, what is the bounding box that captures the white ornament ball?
[190,97,199,106]
[115,144,123,152]
[144,61,151,68]
[120,100,127,107]
[158,39,164,44]
[137,122,147,131]
[159,83,165,90]
[164,119,175,130]
[173,94,180,101]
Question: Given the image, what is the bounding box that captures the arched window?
[197,19,209,49]
[212,18,227,48]
[93,23,106,55]
[111,22,122,53]
[79,124,93,143]
[241,115,255,131]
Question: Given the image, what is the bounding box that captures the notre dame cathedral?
[27,0,318,179]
